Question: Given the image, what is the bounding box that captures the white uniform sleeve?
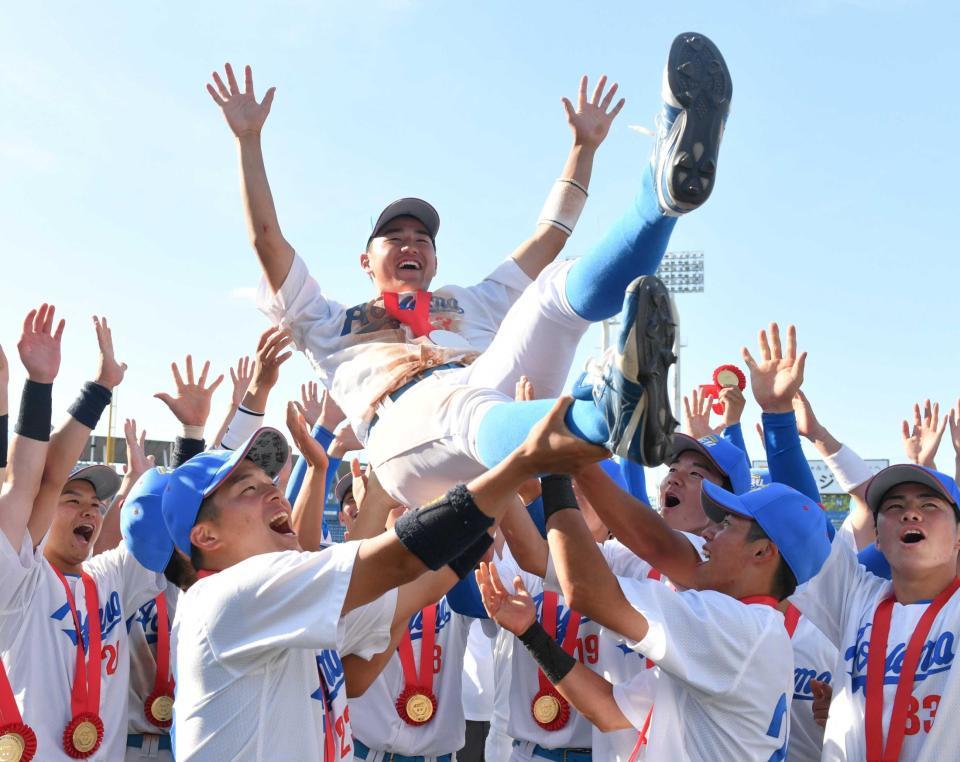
[256,253,349,363]
[458,259,533,338]
[85,542,165,614]
[204,543,359,664]
[337,589,398,660]
[612,669,658,732]
[789,532,885,648]
[615,580,781,697]
[0,530,40,612]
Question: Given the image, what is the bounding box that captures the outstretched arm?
[28,315,125,545]
[511,76,624,279]
[207,63,293,291]
[286,401,329,551]
[94,418,155,555]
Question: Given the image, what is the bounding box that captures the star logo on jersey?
[845,622,955,692]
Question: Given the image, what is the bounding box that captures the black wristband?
[173,437,206,468]
[67,381,112,429]
[540,475,579,523]
[448,532,494,579]
[0,414,8,467]
[15,380,53,442]
[518,621,577,684]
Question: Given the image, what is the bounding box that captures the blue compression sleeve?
[721,422,751,463]
[564,168,676,321]
[475,398,609,469]
[762,411,820,503]
[285,424,335,503]
[445,573,488,619]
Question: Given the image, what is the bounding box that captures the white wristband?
[180,423,205,440]
[221,406,264,450]
[823,443,873,493]
[538,178,588,236]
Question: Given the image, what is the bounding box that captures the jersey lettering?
[51,588,124,646]
[341,294,466,336]
[765,693,789,762]
[793,667,832,701]
[846,623,955,692]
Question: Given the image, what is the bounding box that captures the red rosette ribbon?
[144,690,174,729]
[62,712,103,759]
[0,721,38,761]
[394,684,437,726]
[530,688,571,731]
[702,364,746,415]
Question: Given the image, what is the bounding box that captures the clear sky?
[2,0,958,473]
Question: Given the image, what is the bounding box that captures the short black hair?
[164,551,197,591]
[189,493,220,572]
[746,520,797,600]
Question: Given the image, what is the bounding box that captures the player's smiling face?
[44,479,105,571]
[361,216,437,293]
[698,512,771,594]
[659,451,725,534]
[196,459,300,564]
[875,482,960,577]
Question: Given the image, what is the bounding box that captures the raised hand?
[718,386,746,429]
[562,75,625,150]
[330,423,362,459]
[0,344,9,415]
[252,327,293,393]
[949,399,960,464]
[517,397,608,475]
[792,390,824,441]
[207,63,276,138]
[93,315,127,389]
[230,356,254,408]
[285,401,328,470]
[299,381,324,428]
[122,418,155,483]
[17,304,64,383]
[154,355,224,427]
[683,387,720,439]
[901,400,947,468]
[475,561,537,636]
[742,323,807,414]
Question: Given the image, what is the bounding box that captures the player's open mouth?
[900,528,925,545]
[397,258,422,271]
[268,512,296,536]
[663,492,681,509]
[74,523,95,544]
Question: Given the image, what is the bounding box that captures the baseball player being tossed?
[207,32,733,506]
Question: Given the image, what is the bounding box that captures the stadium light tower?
[600,251,704,423]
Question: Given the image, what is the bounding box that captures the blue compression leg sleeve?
[564,168,677,321]
[475,399,609,469]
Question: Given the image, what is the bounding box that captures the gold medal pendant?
[62,713,103,759]
[0,726,35,762]
[531,689,570,731]
[395,685,438,726]
[145,692,174,728]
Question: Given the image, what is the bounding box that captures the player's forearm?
[499,497,548,578]
[575,464,701,587]
[236,133,295,292]
[291,464,328,551]
[0,435,49,548]
[209,402,239,449]
[554,662,633,732]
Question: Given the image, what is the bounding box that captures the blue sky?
[2,0,958,473]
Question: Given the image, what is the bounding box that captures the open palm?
[742,323,806,413]
[207,63,276,138]
[563,75,625,150]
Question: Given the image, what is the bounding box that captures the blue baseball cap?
[162,428,290,555]
[865,464,960,515]
[122,468,175,573]
[671,434,751,495]
[701,481,832,585]
[858,543,893,580]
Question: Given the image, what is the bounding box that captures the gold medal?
[532,694,561,724]
[715,369,740,387]
[71,721,98,754]
[405,693,434,723]
[0,733,25,762]
[149,695,174,723]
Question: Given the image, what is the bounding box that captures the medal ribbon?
[784,604,802,639]
[0,660,24,725]
[537,592,582,695]
[152,593,174,699]
[316,668,337,762]
[398,604,437,693]
[382,291,433,337]
[865,577,960,762]
[53,569,102,722]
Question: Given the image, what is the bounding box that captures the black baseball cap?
[369,198,440,243]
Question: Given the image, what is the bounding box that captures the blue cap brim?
[700,479,747,524]
[865,464,960,514]
[121,468,175,573]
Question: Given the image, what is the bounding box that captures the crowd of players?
[3,30,960,762]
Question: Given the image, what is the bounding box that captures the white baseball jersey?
[0,531,165,761]
[170,543,396,761]
[787,615,836,762]
[791,535,960,762]
[350,596,472,757]
[612,578,794,761]
[462,617,494,722]
[256,253,530,445]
